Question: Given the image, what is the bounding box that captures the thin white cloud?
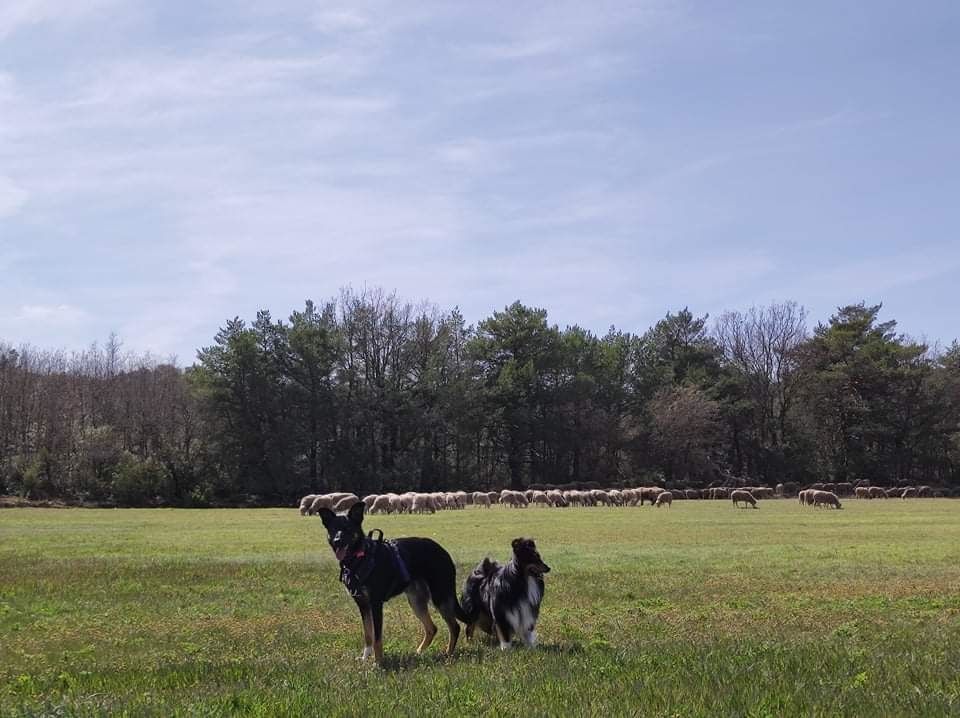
[312,9,370,34]
[0,0,120,39]
[2,303,87,324]
[0,176,28,218]
[466,39,564,61]
[797,251,960,298]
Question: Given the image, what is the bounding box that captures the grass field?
[2,500,960,717]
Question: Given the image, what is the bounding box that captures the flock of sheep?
[298,480,946,516]
[299,487,696,515]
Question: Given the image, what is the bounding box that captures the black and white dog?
[460,538,550,650]
[318,501,469,664]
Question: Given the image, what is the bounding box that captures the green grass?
[2,500,960,717]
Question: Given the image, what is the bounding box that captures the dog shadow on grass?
[376,641,583,672]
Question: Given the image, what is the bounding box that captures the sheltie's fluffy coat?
[460,538,550,649]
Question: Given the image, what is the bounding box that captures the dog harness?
[338,531,411,597]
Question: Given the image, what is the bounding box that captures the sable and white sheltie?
[460,538,550,650]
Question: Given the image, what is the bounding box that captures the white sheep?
[812,490,842,509]
[731,489,757,508]
[472,491,491,508]
[531,491,551,507]
[332,494,361,512]
[309,494,335,514]
[655,491,673,508]
[411,493,437,514]
[370,495,392,514]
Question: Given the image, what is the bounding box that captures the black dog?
[460,538,550,650]
[318,501,468,664]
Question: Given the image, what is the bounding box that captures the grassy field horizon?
[2,501,959,716]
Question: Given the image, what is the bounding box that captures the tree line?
[1,289,958,506]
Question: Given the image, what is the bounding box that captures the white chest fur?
[505,576,542,636]
[527,575,541,605]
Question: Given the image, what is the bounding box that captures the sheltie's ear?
[347,501,365,526]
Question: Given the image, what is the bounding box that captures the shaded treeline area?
[2,289,959,506]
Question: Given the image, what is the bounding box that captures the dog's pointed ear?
[347,500,365,525]
[318,507,335,529]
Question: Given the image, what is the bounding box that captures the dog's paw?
[499,641,511,652]
[358,646,373,662]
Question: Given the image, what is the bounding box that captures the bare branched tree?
[714,301,808,450]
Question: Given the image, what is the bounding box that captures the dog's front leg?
[494,621,511,652]
[354,596,374,662]
[371,601,385,664]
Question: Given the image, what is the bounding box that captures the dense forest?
[1,289,958,506]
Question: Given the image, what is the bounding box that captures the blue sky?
[1,1,958,363]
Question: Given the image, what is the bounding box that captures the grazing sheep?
[868,486,887,499]
[685,489,701,500]
[487,491,500,505]
[639,487,664,505]
[884,487,902,498]
[901,487,918,499]
[411,493,437,514]
[655,491,673,508]
[812,490,842,509]
[310,494,336,514]
[917,485,933,497]
[370,495,392,514]
[362,494,377,510]
[566,490,584,506]
[547,490,568,507]
[854,487,869,499]
[590,489,611,506]
[332,494,361,512]
[472,491,491,508]
[499,490,529,508]
[531,491,552,507]
[731,489,757,509]
[299,494,318,515]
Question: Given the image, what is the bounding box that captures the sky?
[1,1,958,364]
